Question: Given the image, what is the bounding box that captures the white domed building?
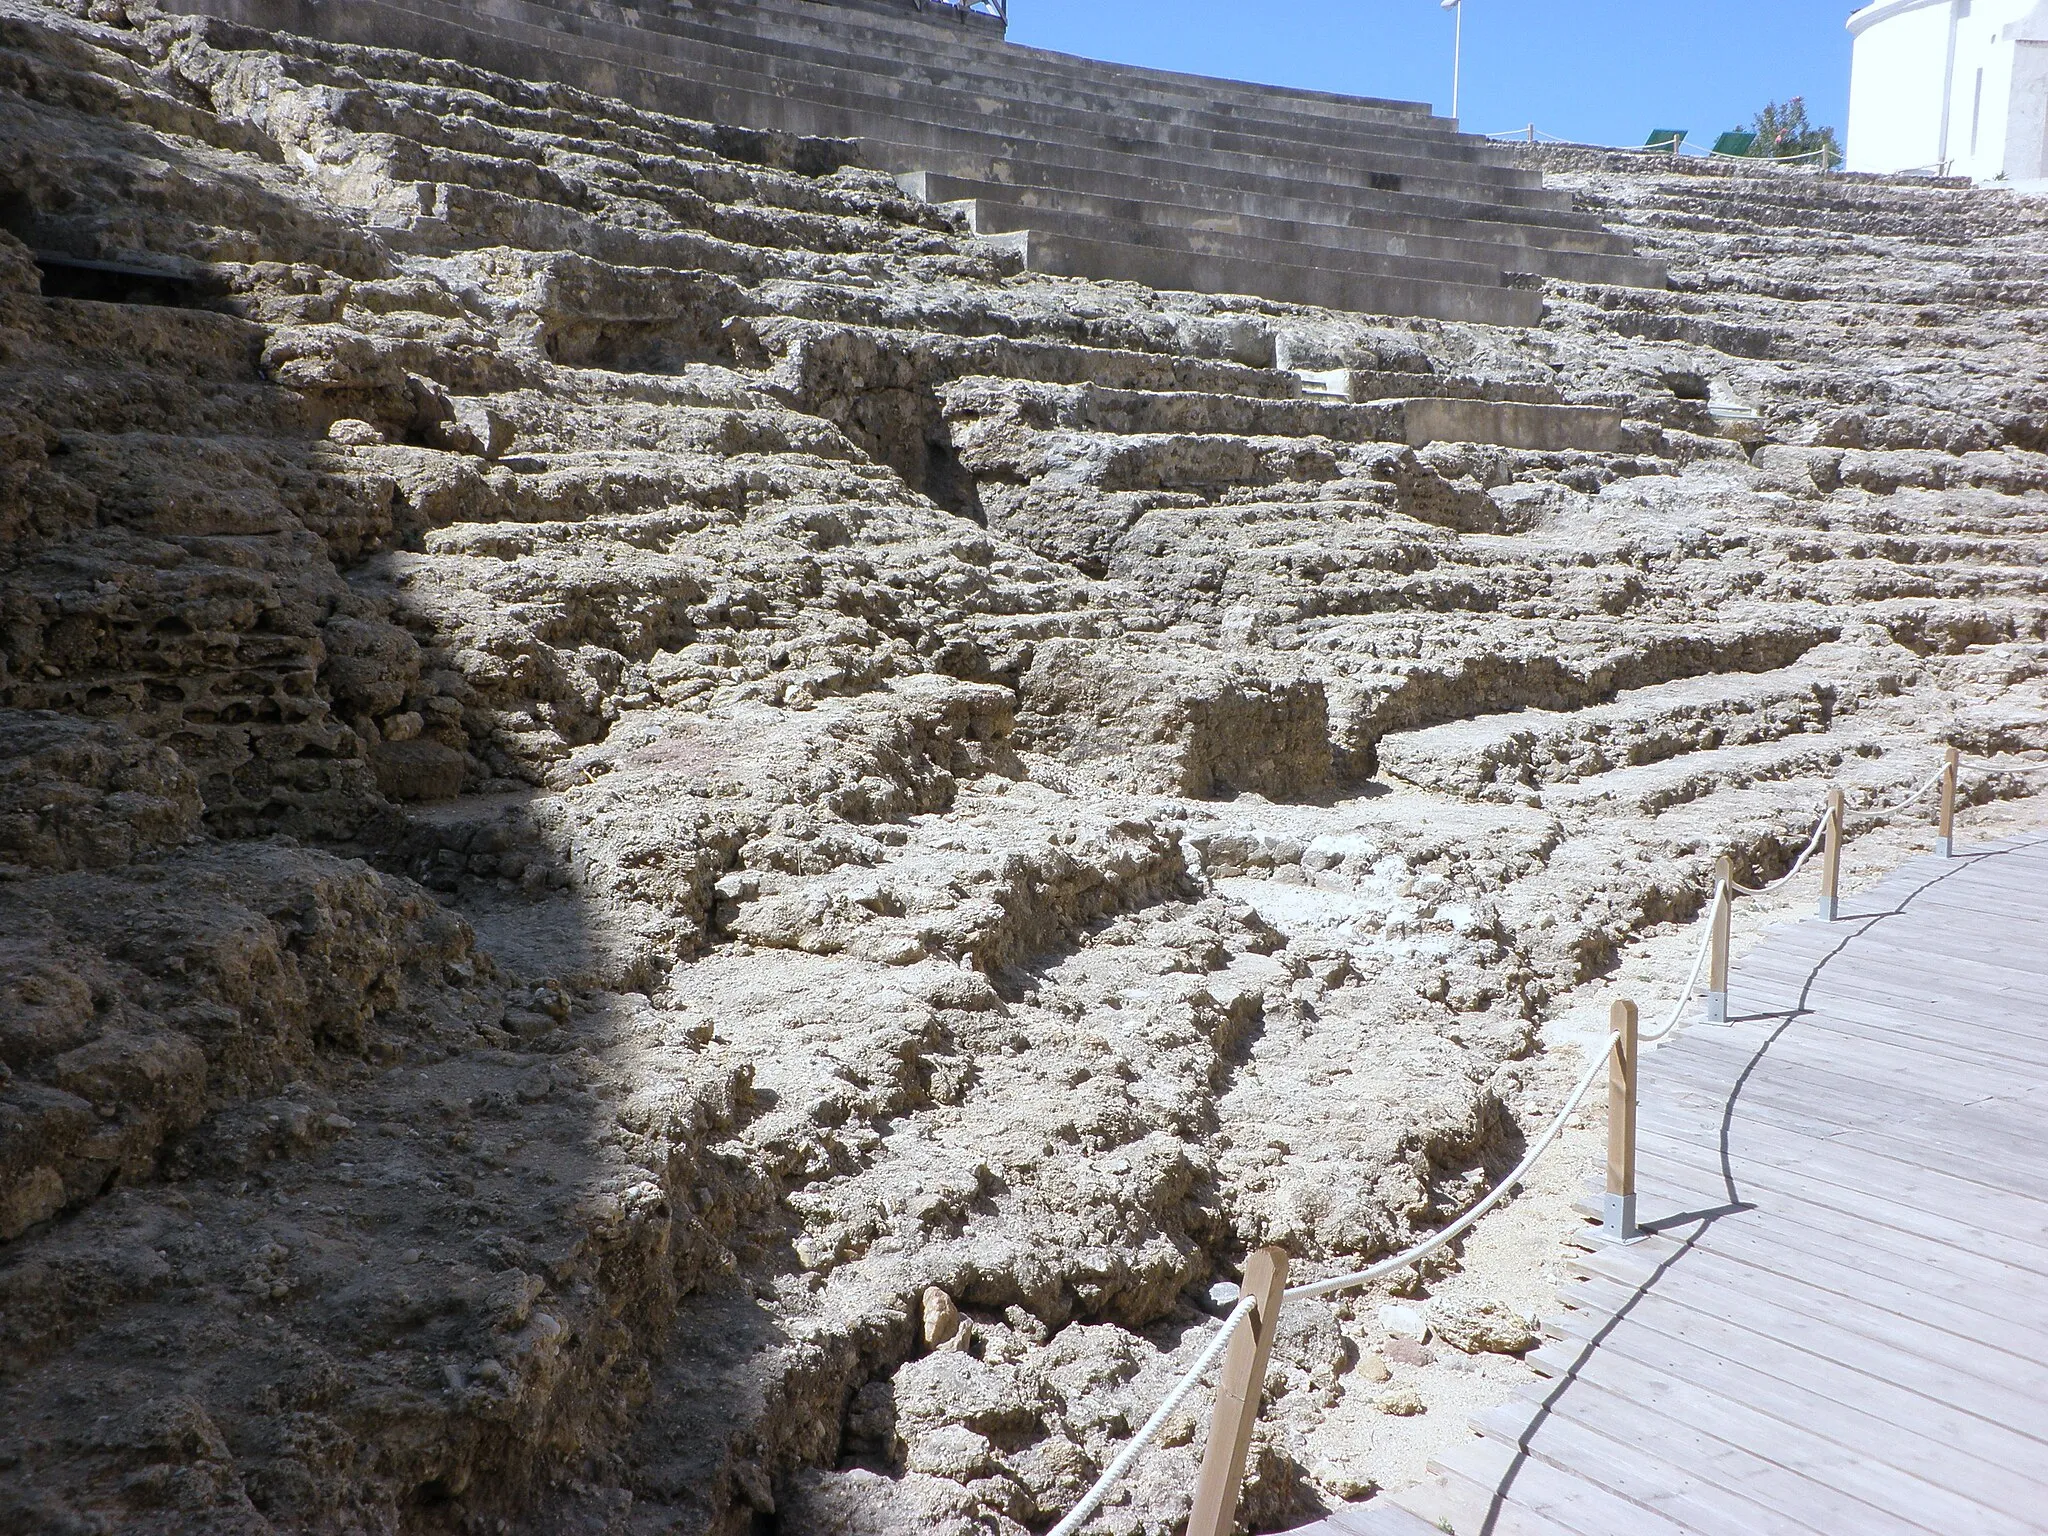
[1846,0,2048,179]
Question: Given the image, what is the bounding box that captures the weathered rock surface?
[2,6,2046,1535]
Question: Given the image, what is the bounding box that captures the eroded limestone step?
[1539,735,1868,819]
[1375,670,1840,800]
[941,378,1619,453]
[738,316,1310,402]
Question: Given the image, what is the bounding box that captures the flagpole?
[1444,0,1463,121]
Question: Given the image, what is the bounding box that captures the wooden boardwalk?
[1293,836,2048,1536]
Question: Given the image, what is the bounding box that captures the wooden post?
[1706,857,1732,1023]
[1818,787,1845,921]
[1187,1246,1289,1536]
[1601,999,1639,1243]
[1937,745,1959,858]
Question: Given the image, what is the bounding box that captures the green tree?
[1736,97,1842,167]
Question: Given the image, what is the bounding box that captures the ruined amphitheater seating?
[164,0,1664,323]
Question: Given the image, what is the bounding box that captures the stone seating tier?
[167,0,1666,323]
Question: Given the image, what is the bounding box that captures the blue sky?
[1006,2,1854,150]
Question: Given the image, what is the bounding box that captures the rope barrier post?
[1937,745,1959,858]
[1818,788,1845,921]
[1187,1246,1288,1536]
[1706,858,1732,1023]
[1599,1000,1640,1244]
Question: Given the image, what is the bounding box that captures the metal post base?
[1594,1192,1644,1245]
[1705,990,1727,1024]
[1817,897,1838,921]
[1935,836,1953,859]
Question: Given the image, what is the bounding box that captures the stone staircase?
[166,0,1663,324]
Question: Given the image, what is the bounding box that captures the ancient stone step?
[739,316,1309,402]
[942,379,1621,469]
[942,377,1618,452]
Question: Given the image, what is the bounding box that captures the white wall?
[1847,0,1957,173]
[1849,0,2048,177]
[2001,14,2048,178]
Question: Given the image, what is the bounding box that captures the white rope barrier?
[1043,1297,1254,1536]
[1859,761,1950,818]
[1640,887,1721,1043]
[1039,747,2014,1531]
[1283,1033,1621,1302]
[1727,805,1832,896]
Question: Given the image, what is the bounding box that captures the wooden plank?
[1629,1128,2048,1280]
[1571,1232,2048,1366]
[1636,1106,2048,1233]
[1612,1170,2048,1315]
[1528,1316,2048,1521]
[1391,1460,1588,1536]
[1468,1399,1835,1536]
[1519,1331,2048,1524]
[1427,1432,1698,1536]
[1320,842,2048,1536]
[1484,1365,1998,1536]
[1726,951,2048,1017]
[1631,1119,2048,1252]
[1642,1035,2023,1126]
[1518,1328,2048,1531]
[1653,1002,2037,1089]
[1637,1071,2048,1196]
[1303,1503,1458,1536]
[1672,990,2048,1073]
[1548,1272,2048,1442]
[1751,908,2048,965]
[1636,1102,2048,1234]
[1731,935,2048,982]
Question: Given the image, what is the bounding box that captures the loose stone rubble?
[2,5,2047,1534]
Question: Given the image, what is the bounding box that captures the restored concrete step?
[609,0,1452,130]
[564,0,1517,165]
[897,163,1618,252]
[956,203,1514,293]
[945,190,1667,290]
[436,6,1577,207]
[902,170,1637,258]
[173,0,1655,323]
[277,0,1580,219]
[300,0,1551,198]
[981,225,1542,326]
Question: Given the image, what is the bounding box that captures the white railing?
[1044,744,2005,1536]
